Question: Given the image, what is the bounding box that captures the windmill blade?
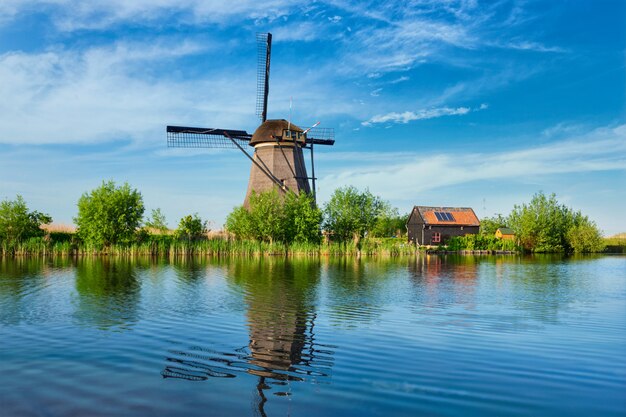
[306,127,335,146]
[167,126,252,149]
[256,33,272,122]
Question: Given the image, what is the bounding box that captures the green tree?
[246,189,284,243]
[176,214,207,241]
[144,208,168,233]
[371,205,408,238]
[283,191,322,243]
[75,181,144,247]
[0,195,52,244]
[507,191,604,253]
[508,192,569,252]
[323,186,386,243]
[480,214,508,235]
[225,206,253,240]
[225,189,322,244]
[567,216,605,253]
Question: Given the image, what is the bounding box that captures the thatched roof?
[250,119,304,145]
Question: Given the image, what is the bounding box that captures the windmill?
[166,33,335,207]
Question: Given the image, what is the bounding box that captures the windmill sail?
[256,33,272,122]
[165,32,336,206]
[166,125,334,148]
[166,126,251,149]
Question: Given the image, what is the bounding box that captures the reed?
[1,235,418,257]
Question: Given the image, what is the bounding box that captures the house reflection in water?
[161,258,334,416]
[408,254,481,307]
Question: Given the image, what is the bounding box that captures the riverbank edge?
[4,236,617,257]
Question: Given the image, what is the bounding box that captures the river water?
[1,255,624,416]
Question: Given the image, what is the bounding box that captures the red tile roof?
[414,206,480,226]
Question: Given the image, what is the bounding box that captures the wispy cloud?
[502,40,567,53]
[319,124,626,200]
[390,76,410,84]
[362,104,487,126]
[0,39,260,145]
[1,0,304,31]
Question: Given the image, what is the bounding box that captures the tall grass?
[1,235,418,257]
[603,234,626,253]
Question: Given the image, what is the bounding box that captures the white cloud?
[503,41,566,53]
[390,76,410,84]
[0,40,259,145]
[1,0,304,31]
[362,104,487,126]
[319,124,626,201]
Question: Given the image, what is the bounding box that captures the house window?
[432,232,441,243]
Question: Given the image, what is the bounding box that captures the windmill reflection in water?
[161,260,334,415]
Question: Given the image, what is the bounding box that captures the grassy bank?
[603,234,626,253]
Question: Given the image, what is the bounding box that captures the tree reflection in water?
[74,257,141,330]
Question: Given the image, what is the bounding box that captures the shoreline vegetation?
[1,181,619,257]
[3,236,416,257]
[3,233,622,257]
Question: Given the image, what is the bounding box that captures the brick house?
[406,206,480,245]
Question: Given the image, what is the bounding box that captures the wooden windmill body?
[166,33,334,206]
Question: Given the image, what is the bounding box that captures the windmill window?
[432,233,441,243]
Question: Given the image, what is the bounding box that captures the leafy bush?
[283,191,322,244]
[322,186,386,243]
[175,214,207,241]
[75,181,144,247]
[0,195,51,247]
[508,192,604,253]
[144,208,168,233]
[225,189,322,244]
[567,218,605,253]
[371,207,408,238]
[480,214,508,235]
[447,234,519,251]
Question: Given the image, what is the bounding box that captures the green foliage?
[508,192,570,252]
[507,191,604,253]
[480,214,508,235]
[144,208,168,232]
[283,192,322,244]
[371,206,409,238]
[225,189,322,244]
[447,234,519,251]
[323,186,386,242]
[603,233,626,252]
[175,214,207,241]
[0,195,51,246]
[246,189,285,243]
[225,205,253,240]
[75,181,144,247]
[567,217,605,253]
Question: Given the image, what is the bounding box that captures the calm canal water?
[1,255,625,416]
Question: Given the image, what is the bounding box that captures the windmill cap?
[250,119,305,145]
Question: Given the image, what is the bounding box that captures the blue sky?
[0,0,624,234]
